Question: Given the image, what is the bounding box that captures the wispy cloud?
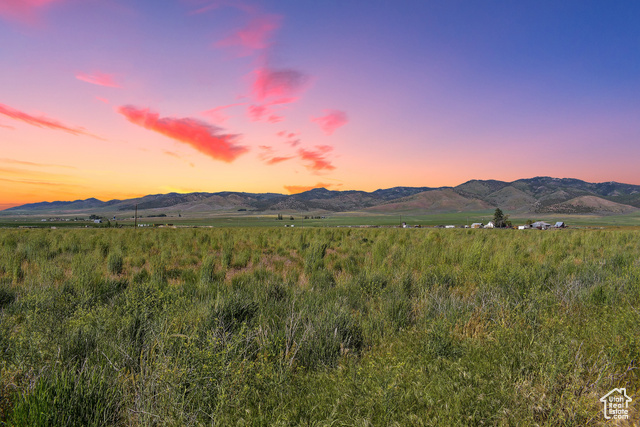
[117,105,249,162]
[277,130,301,147]
[0,102,97,137]
[247,96,299,124]
[298,145,335,172]
[216,14,282,56]
[267,156,294,165]
[76,71,122,88]
[201,103,244,123]
[164,151,195,167]
[258,145,293,165]
[284,182,334,194]
[0,0,63,25]
[0,122,15,130]
[246,66,308,123]
[247,103,286,123]
[311,109,348,135]
[0,177,82,187]
[0,158,76,169]
[252,67,308,102]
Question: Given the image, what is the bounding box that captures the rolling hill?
[3,177,640,216]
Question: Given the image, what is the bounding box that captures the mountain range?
[3,177,640,216]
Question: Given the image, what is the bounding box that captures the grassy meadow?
[0,227,638,425]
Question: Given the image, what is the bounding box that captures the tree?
[493,208,512,228]
[493,208,504,225]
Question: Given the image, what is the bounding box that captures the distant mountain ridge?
[3,177,640,215]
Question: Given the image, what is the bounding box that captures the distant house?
[93,219,102,224]
[518,225,529,230]
[402,222,408,228]
[554,221,566,228]
[485,221,495,229]
[471,223,483,229]
[531,221,551,230]
[445,225,455,229]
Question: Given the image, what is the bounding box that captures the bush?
[106,252,123,275]
[0,285,16,310]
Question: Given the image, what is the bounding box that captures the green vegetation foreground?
[0,228,638,425]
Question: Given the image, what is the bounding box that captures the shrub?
[106,252,123,275]
[210,292,259,332]
[0,285,16,310]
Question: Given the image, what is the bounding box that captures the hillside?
[3,177,640,216]
[365,189,492,213]
[539,196,639,214]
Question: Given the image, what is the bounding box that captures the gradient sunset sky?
[2,1,640,209]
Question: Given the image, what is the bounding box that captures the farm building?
[485,221,495,229]
[531,221,551,230]
[471,223,483,229]
[554,222,566,228]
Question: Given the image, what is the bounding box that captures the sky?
[1,0,640,209]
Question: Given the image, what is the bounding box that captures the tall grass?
[0,227,638,425]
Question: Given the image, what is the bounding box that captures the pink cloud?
[76,71,121,88]
[311,110,348,135]
[267,156,293,165]
[201,103,244,123]
[95,97,110,104]
[0,122,15,130]
[298,145,335,172]
[247,97,298,123]
[276,130,301,147]
[248,104,269,122]
[252,67,308,102]
[0,0,62,24]
[258,145,293,165]
[216,14,282,56]
[0,102,96,137]
[247,65,307,123]
[117,105,248,163]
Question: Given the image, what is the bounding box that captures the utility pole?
[134,204,138,228]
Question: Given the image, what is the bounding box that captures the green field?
[0,227,638,425]
[2,209,640,229]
